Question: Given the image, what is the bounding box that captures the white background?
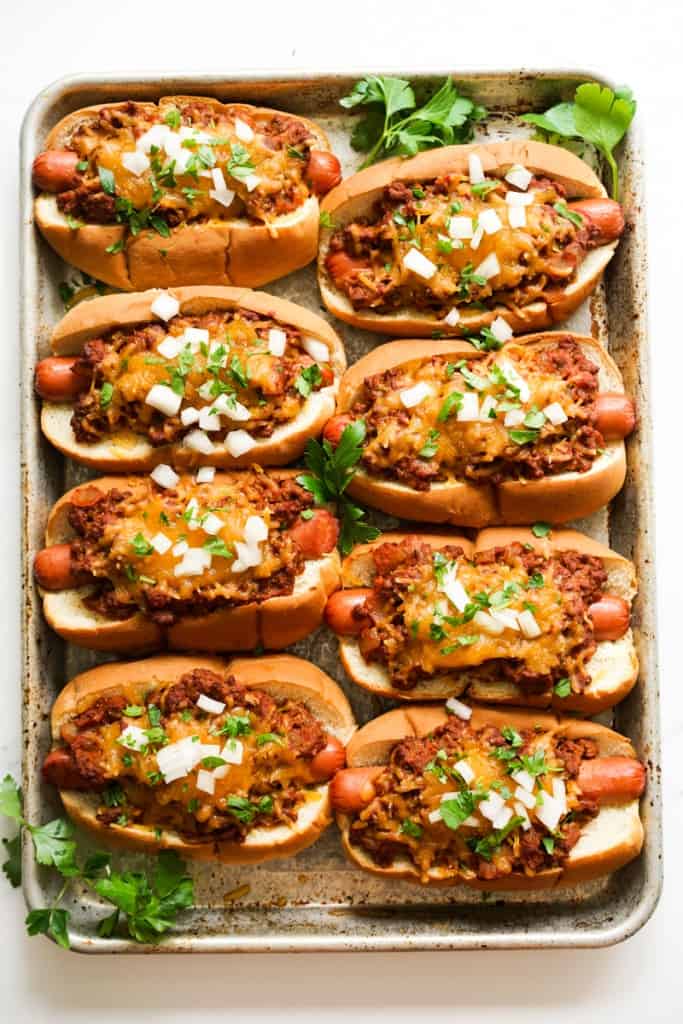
[1,0,681,1019]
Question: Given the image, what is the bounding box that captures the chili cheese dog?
[35,287,345,472]
[42,654,355,864]
[325,528,637,713]
[325,333,633,526]
[33,97,341,290]
[34,471,341,652]
[330,703,644,888]
[318,141,623,336]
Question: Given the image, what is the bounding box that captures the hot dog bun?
[34,97,331,290]
[337,704,644,888]
[40,287,346,471]
[39,473,341,652]
[337,528,638,713]
[336,333,628,526]
[318,140,616,336]
[51,654,355,864]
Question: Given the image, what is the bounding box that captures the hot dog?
[33,97,341,291]
[328,333,634,527]
[35,287,346,472]
[318,141,623,337]
[332,703,645,888]
[327,528,638,713]
[34,471,341,652]
[42,654,355,864]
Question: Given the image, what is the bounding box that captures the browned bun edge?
[338,703,643,887]
[41,472,341,653]
[51,653,355,865]
[318,141,613,336]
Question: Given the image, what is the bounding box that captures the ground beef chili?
[53,98,324,233]
[353,539,608,694]
[49,669,328,842]
[348,715,598,883]
[65,472,315,626]
[351,338,604,491]
[66,308,332,448]
[325,173,597,317]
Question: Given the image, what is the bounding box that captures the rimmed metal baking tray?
[20,68,661,952]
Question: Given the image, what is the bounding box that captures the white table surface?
[1,0,681,1019]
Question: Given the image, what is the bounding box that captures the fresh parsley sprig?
[1,774,193,948]
[521,82,636,199]
[297,420,380,555]
[340,76,487,169]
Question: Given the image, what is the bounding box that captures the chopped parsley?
[554,677,572,698]
[400,818,423,838]
[295,364,322,397]
[419,429,440,459]
[100,382,114,409]
[130,533,154,557]
[531,522,552,538]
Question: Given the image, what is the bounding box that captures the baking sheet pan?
[20,68,661,951]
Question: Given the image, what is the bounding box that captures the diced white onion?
[468,152,485,184]
[490,316,513,343]
[244,515,268,546]
[180,327,210,349]
[172,540,189,557]
[479,395,498,422]
[515,785,537,810]
[492,805,513,830]
[196,693,226,715]
[505,164,533,191]
[511,769,535,793]
[490,607,520,632]
[221,739,244,765]
[427,808,443,824]
[198,381,215,401]
[507,205,527,229]
[174,548,212,577]
[552,777,567,810]
[478,208,503,235]
[243,174,261,192]
[518,609,542,639]
[233,540,263,570]
[210,187,235,209]
[157,335,183,359]
[212,765,229,781]
[543,402,568,425]
[225,429,255,458]
[184,428,215,454]
[444,308,460,327]
[234,118,254,143]
[505,190,535,207]
[442,567,469,613]
[122,150,150,177]
[403,247,437,280]
[470,224,484,251]
[497,359,531,402]
[457,392,479,422]
[399,381,433,408]
[138,124,171,153]
[211,167,228,191]
[473,609,505,636]
[448,216,473,240]
[195,466,215,484]
[181,406,200,426]
[445,697,472,720]
[463,815,480,828]
[213,394,250,422]
[117,725,149,751]
[150,464,179,489]
[453,759,475,784]
[196,769,215,795]
[439,791,461,803]
[202,512,223,536]
[199,406,221,432]
[514,803,532,830]
[268,328,287,357]
[504,409,525,427]
[145,384,182,418]
[479,791,505,822]
[150,292,180,322]
[474,253,501,280]
[302,336,330,363]
[150,532,172,555]
[536,792,563,832]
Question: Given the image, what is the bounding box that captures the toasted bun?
[40,287,346,471]
[35,97,331,290]
[338,704,643,888]
[338,333,627,526]
[51,654,355,864]
[40,473,341,652]
[318,141,615,336]
[338,529,638,713]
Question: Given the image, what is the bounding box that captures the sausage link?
[323,414,355,447]
[306,151,342,196]
[577,756,645,802]
[567,198,625,245]
[34,544,79,591]
[34,357,89,401]
[287,508,339,559]
[589,595,631,641]
[594,393,636,440]
[325,588,373,635]
[42,748,90,790]
[329,766,383,814]
[32,150,82,192]
[309,734,346,780]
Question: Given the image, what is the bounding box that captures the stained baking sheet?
[20,69,661,951]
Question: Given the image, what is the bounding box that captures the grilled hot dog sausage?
[34,357,88,402]
[577,756,645,801]
[309,734,346,780]
[567,198,625,246]
[306,151,342,196]
[324,588,373,635]
[594,393,636,440]
[34,544,80,591]
[588,596,631,641]
[329,766,383,814]
[32,150,82,193]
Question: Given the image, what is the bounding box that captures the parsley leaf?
[419,429,440,459]
[554,200,584,228]
[2,834,21,887]
[554,677,572,698]
[400,819,423,839]
[440,789,483,831]
[531,522,552,538]
[295,364,322,398]
[98,166,116,196]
